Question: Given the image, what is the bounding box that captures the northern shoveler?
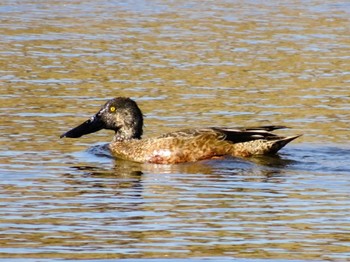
[60,97,301,164]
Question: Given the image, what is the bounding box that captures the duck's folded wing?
[157,128,224,139]
[157,125,288,143]
[212,125,288,143]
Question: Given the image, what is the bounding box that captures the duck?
[60,97,301,164]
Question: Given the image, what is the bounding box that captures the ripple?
[1,0,350,260]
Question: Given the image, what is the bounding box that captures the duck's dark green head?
[60,97,143,141]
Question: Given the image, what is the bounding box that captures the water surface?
[0,0,349,261]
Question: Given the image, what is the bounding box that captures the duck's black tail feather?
[215,125,290,143]
[268,135,302,154]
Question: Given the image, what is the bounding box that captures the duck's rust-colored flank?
[61,97,301,164]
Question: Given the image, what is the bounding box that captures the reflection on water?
[1,145,349,260]
[1,0,350,261]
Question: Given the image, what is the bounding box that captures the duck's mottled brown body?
[61,97,301,164]
[109,128,300,164]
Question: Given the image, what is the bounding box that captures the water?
[0,0,350,261]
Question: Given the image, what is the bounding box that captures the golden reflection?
[1,0,350,260]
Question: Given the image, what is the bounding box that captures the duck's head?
[60,97,143,141]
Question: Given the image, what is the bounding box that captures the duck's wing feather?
[212,125,287,143]
[157,125,288,143]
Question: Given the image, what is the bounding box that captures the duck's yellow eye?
[110,106,116,112]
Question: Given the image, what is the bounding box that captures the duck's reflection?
[64,151,298,193]
[58,151,302,248]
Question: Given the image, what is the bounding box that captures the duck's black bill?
[60,115,105,138]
